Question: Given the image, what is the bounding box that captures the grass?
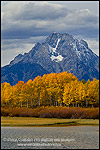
[1,117,99,127]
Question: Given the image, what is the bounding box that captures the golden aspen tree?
[20,83,30,108]
[1,82,13,106]
[26,79,34,108]
[93,79,99,106]
[77,82,86,107]
[48,73,59,106]
[40,86,50,106]
[1,83,4,106]
[87,78,99,107]
[42,74,54,106]
[56,72,78,106]
[63,80,80,107]
[84,79,91,107]
[39,75,49,106]
[13,81,24,107]
[33,76,42,107]
[63,82,73,107]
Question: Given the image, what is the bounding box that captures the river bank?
[1,117,99,127]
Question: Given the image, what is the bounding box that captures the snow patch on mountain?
[50,54,63,62]
[48,38,63,62]
[73,39,81,59]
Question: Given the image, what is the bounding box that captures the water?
[1,126,99,149]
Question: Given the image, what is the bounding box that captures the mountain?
[1,32,99,85]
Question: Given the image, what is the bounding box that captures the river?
[1,126,99,149]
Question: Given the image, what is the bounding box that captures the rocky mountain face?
[1,32,99,85]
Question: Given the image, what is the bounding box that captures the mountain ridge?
[1,32,99,85]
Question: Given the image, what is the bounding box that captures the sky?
[1,1,99,67]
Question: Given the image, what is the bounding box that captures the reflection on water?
[1,126,99,149]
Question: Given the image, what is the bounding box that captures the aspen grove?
[1,72,99,108]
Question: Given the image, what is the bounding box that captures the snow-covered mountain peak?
[2,32,99,85]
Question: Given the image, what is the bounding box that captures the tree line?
[1,71,99,108]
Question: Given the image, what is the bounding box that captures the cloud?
[1,1,99,66]
[2,2,68,38]
[1,36,47,50]
[2,1,70,21]
[1,1,98,39]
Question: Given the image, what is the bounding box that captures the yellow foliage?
[1,72,99,107]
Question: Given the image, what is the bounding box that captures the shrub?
[1,106,99,119]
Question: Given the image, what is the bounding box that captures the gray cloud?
[1,36,47,51]
[1,1,99,66]
[2,1,70,21]
[1,1,99,39]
